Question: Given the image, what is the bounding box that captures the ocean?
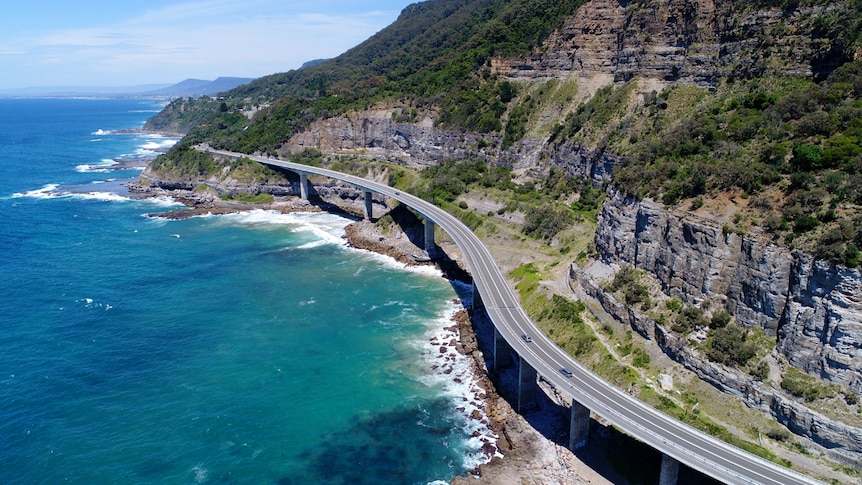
[0,98,491,484]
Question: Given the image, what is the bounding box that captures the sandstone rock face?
[595,188,862,394]
[283,109,622,184]
[493,0,836,86]
[574,266,862,463]
[140,165,300,197]
[283,111,490,167]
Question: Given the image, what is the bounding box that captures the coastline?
[128,183,615,484]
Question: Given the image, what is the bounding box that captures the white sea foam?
[192,464,208,483]
[141,195,185,208]
[295,239,329,249]
[91,129,111,135]
[413,302,500,471]
[135,136,178,156]
[76,159,117,173]
[354,247,445,279]
[218,210,352,248]
[73,191,130,203]
[77,298,112,311]
[12,184,64,199]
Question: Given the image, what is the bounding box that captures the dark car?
[521,334,532,342]
[559,367,573,378]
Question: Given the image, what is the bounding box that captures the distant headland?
[0,77,255,99]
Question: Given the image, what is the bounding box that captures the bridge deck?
[207,148,823,485]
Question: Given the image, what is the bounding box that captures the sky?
[0,0,412,89]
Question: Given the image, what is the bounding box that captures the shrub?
[707,323,757,366]
[665,297,683,312]
[793,214,820,233]
[766,428,791,442]
[750,360,770,381]
[609,266,650,306]
[632,348,651,368]
[672,306,707,333]
[523,204,573,240]
[791,144,823,171]
[710,310,732,329]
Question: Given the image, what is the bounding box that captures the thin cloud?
[0,1,404,88]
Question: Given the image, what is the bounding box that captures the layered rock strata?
[573,265,862,464]
[595,187,862,394]
[492,0,844,86]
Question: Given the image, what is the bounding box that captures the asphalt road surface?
[208,148,823,485]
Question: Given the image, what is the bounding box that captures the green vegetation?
[148,146,290,187]
[608,266,650,308]
[706,323,758,367]
[639,386,788,466]
[148,144,219,178]
[602,60,862,264]
[220,192,275,204]
[781,367,839,401]
[510,263,541,299]
[154,0,584,156]
[416,158,514,205]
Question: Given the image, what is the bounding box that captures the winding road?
[208,148,823,485]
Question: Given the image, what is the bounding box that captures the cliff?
[283,107,621,182]
[492,0,848,86]
[573,264,862,463]
[595,187,862,395]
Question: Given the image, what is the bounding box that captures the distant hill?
[141,77,256,97]
[0,77,255,99]
[299,59,330,69]
[0,84,172,98]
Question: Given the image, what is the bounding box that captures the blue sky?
[0,1,411,89]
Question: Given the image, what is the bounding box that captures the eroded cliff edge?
[596,187,862,394]
[592,187,862,461]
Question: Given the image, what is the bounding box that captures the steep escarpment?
[493,0,854,85]
[595,187,862,395]
[283,107,621,181]
[573,265,862,462]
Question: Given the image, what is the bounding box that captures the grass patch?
[510,263,541,300]
[220,192,275,204]
[639,387,789,466]
[781,367,839,402]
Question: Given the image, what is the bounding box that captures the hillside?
[140,0,862,479]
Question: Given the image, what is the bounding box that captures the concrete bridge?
[207,148,823,485]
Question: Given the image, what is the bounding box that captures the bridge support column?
[470,281,481,311]
[493,327,513,371]
[424,219,435,255]
[363,191,373,220]
[299,172,309,200]
[659,454,679,485]
[517,358,537,412]
[569,399,590,450]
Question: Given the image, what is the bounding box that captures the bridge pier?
[493,327,513,371]
[363,191,373,220]
[569,399,590,450]
[299,172,309,200]
[659,454,680,485]
[470,281,482,311]
[424,219,435,255]
[517,358,537,412]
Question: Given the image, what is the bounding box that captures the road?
[209,149,823,485]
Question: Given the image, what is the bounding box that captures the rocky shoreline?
[339,218,613,484]
[128,183,612,484]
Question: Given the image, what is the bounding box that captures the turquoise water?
[0,99,489,484]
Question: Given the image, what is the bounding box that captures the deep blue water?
[0,98,488,484]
